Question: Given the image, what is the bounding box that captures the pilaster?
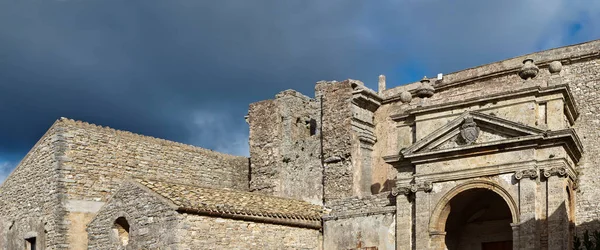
[393,181,433,250]
[544,167,569,250]
[514,168,540,250]
[395,194,413,250]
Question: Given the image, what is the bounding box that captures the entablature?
[390,84,579,126]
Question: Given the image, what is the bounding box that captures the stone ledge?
[323,206,396,221]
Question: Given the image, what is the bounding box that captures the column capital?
[514,168,539,181]
[392,181,433,196]
[542,166,568,178]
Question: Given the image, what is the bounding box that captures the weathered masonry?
[0,39,599,250]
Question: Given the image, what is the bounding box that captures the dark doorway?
[444,188,513,250]
[482,240,512,250]
[25,237,36,250]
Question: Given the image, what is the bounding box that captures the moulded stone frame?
[427,179,519,247]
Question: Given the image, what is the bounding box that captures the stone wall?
[57,118,249,249]
[562,57,600,233]
[316,80,357,201]
[178,214,321,249]
[248,90,322,205]
[323,192,396,250]
[325,191,395,219]
[86,182,180,250]
[0,122,67,249]
[59,118,249,201]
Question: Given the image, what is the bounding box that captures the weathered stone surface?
[248,89,322,205]
[87,181,321,250]
[2,38,600,250]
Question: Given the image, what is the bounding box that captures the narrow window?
[538,103,547,126]
[112,217,130,246]
[25,237,36,250]
[410,123,417,144]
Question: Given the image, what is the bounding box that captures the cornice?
[434,51,599,91]
[390,84,578,123]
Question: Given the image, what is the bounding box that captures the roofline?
[0,119,64,189]
[383,38,600,94]
[176,207,321,230]
[56,117,248,159]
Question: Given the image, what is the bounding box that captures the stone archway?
[429,180,519,250]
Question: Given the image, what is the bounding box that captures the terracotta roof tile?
[138,180,323,222]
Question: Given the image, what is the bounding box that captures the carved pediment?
[400,111,545,157]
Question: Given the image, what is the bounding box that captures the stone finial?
[399,91,412,103]
[415,76,434,98]
[378,75,386,93]
[519,58,539,80]
[548,61,562,74]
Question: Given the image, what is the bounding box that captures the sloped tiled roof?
[138,180,323,223]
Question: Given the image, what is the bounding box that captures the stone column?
[395,191,412,250]
[545,167,569,250]
[515,169,540,250]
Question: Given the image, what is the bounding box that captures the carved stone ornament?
[415,76,435,98]
[514,169,539,180]
[543,167,567,178]
[548,61,562,74]
[399,91,413,103]
[392,181,433,196]
[460,116,479,145]
[519,58,539,80]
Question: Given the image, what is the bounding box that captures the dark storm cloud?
[0,0,599,181]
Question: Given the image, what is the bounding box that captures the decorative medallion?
[460,116,479,145]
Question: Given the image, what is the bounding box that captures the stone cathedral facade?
[1,39,599,250]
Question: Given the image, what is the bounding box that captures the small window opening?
[538,103,547,125]
[410,123,417,144]
[112,217,130,246]
[309,118,317,136]
[25,237,36,250]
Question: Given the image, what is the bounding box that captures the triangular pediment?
[401,112,545,157]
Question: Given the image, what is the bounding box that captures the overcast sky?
[1,0,599,183]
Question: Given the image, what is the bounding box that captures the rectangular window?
[25,237,36,250]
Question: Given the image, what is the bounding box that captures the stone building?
[0,39,599,250]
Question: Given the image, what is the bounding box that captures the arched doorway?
[429,180,518,250]
[444,188,513,249]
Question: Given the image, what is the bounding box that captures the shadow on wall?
[370,179,396,194]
